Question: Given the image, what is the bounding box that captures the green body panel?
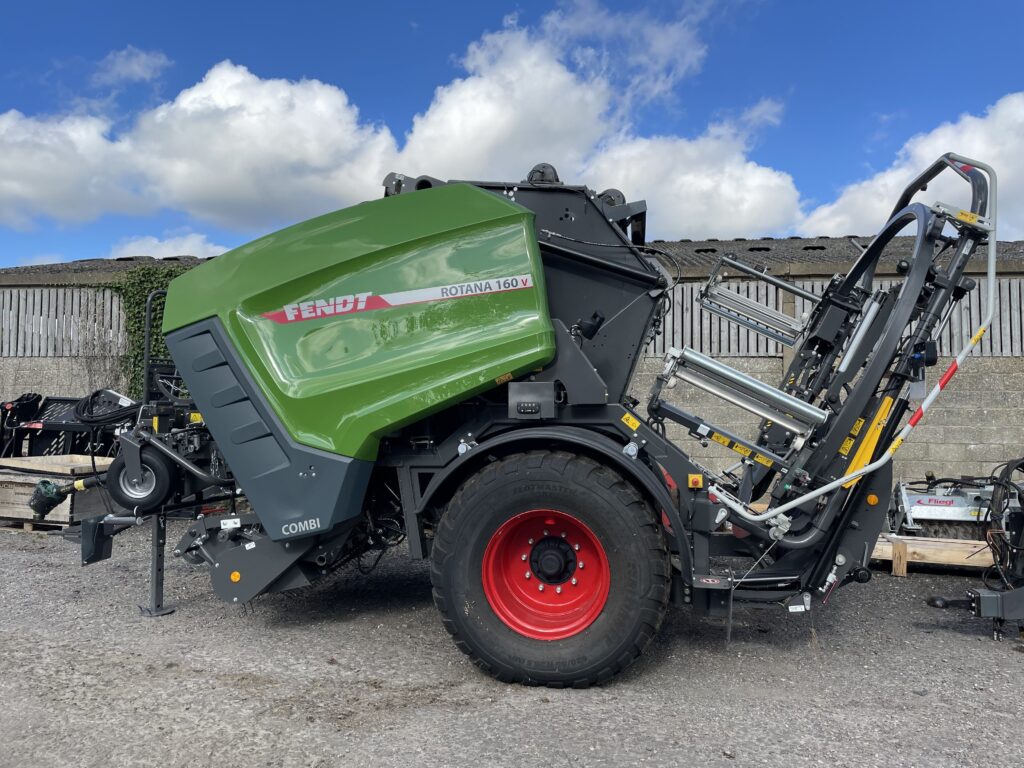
[164,184,555,460]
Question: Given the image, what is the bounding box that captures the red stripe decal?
[261,275,532,324]
[938,361,958,389]
[908,408,924,427]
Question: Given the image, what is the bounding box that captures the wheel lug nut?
[528,538,534,545]
[561,532,567,538]
[521,553,527,561]
[543,529,549,536]
[525,571,531,579]
[556,586,562,594]
[573,543,580,551]
[538,584,545,592]
[578,561,584,569]
[571,577,577,586]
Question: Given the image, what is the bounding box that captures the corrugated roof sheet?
[649,236,1024,270]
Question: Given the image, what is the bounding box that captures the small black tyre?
[430,450,670,687]
[106,448,177,512]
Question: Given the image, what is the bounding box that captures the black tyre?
[430,450,670,687]
[106,448,177,512]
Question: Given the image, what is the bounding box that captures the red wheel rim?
[481,509,611,640]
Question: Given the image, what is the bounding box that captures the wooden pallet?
[0,454,122,526]
[0,518,66,532]
[871,533,992,576]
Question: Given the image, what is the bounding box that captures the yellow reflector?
[230,571,241,583]
[687,474,703,489]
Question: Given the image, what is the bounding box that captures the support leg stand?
[139,513,175,617]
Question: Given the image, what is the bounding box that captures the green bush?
[111,263,193,399]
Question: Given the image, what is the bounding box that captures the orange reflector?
[688,474,703,489]
[230,571,241,583]
[866,493,879,506]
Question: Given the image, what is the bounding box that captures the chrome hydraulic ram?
[673,346,828,427]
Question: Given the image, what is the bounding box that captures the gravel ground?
[1,522,1021,768]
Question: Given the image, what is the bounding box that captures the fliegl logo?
[261,275,533,324]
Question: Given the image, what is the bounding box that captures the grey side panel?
[165,318,372,541]
[532,320,608,404]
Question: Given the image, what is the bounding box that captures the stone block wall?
[0,356,127,402]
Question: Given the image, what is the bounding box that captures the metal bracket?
[119,432,145,485]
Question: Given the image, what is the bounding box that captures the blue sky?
[2,0,1023,267]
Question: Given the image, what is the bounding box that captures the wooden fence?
[1,277,1021,361]
[0,287,126,358]
[649,276,1024,358]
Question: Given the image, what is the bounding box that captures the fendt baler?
[37,154,1012,686]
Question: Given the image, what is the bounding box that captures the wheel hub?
[481,509,610,640]
[530,538,576,584]
[118,466,156,500]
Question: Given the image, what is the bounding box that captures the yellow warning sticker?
[849,417,865,438]
[839,436,856,456]
[710,432,730,447]
[494,372,513,385]
[753,453,774,467]
[621,412,640,431]
[732,444,752,458]
[957,209,979,225]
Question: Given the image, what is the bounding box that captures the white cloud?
[801,92,1024,238]
[0,3,801,241]
[390,13,797,239]
[0,110,139,229]
[92,46,172,87]
[124,61,398,229]
[395,25,611,182]
[107,232,229,259]
[540,0,708,106]
[583,100,800,239]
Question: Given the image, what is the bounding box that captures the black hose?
[73,389,138,426]
[984,457,1024,589]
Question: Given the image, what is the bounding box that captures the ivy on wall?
[109,263,193,399]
